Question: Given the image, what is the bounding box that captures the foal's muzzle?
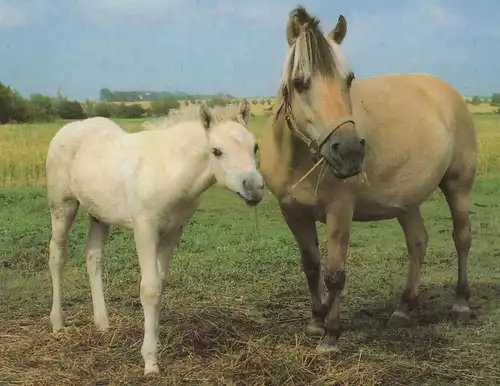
[237,173,265,206]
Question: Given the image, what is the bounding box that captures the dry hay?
[2,283,500,386]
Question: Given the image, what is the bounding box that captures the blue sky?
[0,0,499,100]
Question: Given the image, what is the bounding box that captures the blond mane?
[142,103,246,131]
[279,6,351,94]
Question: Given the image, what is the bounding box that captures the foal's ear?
[238,99,251,125]
[327,15,347,44]
[199,102,214,130]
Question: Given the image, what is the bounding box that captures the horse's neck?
[188,160,217,199]
[172,126,217,199]
[274,108,311,169]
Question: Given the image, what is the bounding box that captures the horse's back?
[46,117,127,203]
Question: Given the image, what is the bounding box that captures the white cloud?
[75,0,296,25]
[75,0,185,23]
[0,0,50,27]
[424,2,461,27]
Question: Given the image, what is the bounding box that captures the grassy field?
[1,114,500,385]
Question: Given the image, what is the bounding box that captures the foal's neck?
[189,159,217,199]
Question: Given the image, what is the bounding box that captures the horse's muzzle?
[319,131,365,179]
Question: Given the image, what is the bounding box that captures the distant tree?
[470,96,481,105]
[267,99,273,105]
[206,97,228,108]
[0,82,31,123]
[8,90,30,122]
[56,100,87,119]
[491,93,500,106]
[99,88,114,102]
[115,103,148,118]
[84,101,117,118]
[151,97,180,116]
[26,93,56,122]
[251,100,258,105]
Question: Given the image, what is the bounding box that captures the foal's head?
[277,6,365,179]
[199,101,264,206]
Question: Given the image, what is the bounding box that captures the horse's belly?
[70,165,133,228]
[74,186,133,227]
[352,199,409,221]
[352,177,440,221]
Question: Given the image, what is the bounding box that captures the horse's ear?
[328,15,347,44]
[238,99,251,125]
[199,102,213,130]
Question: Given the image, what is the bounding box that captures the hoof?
[451,304,472,322]
[387,311,411,328]
[316,342,340,354]
[306,319,325,336]
[50,313,64,333]
[144,363,159,375]
[95,321,110,332]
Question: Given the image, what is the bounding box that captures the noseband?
[274,74,356,156]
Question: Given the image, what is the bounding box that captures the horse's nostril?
[242,179,249,190]
[360,138,366,147]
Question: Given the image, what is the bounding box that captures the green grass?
[1,175,500,385]
[1,113,500,384]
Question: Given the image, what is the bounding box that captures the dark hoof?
[451,304,472,323]
[387,311,412,328]
[316,342,340,354]
[306,319,325,336]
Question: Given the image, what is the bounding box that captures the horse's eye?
[254,144,259,154]
[212,148,222,157]
[292,76,310,92]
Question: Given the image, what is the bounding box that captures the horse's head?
[199,101,264,206]
[277,7,365,179]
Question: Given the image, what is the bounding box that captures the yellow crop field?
[1,113,499,189]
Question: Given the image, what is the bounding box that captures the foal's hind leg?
[388,206,428,327]
[85,215,110,330]
[439,177,474,321]
[49,199,79,332]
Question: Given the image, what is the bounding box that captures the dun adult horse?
[260,6,477,353]
[46,101,264,374]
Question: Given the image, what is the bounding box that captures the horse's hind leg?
[85,215,110,330]
[49,198,79,332]
[388,206,428,327]
[439,176,474,321]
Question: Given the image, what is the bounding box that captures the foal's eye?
[212,148,222,157]
[254,144,259,154]
[292,76,310,92]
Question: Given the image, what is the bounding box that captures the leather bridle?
[274,74,356,157]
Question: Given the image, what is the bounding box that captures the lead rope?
[291,157,325,191]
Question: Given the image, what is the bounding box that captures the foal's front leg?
[317,197,354,353]
[157,226,183,294]
[134,219,163,375]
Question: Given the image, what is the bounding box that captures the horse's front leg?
[280,204,326,335]
[134,218,163,375]
[317,196,354,353]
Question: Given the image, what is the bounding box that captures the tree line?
[468,93,500,107]
[0,81,278,124]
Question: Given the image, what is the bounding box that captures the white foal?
[45,100,264,375]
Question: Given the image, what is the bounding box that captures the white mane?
[141,103,245,131]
